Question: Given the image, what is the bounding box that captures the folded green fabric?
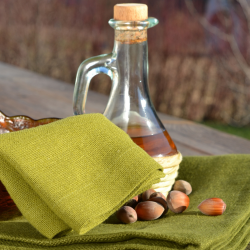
[0,154,250,249]
[0,114,164,239]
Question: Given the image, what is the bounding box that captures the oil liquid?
[127,126,178,157]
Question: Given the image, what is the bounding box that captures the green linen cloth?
[0,114,165,239]
[1,154,250,250]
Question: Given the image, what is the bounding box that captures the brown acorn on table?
[173,180,192,195]
[117,189,168,223]
[135,201,165,220]
[166,190,190,213]
[116,206,137,224]
[198,198,226,216]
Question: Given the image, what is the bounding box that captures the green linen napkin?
[0,154,250,250]
[0,114,164,239]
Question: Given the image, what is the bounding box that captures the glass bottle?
[73,4,178,158]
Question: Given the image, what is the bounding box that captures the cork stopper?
[114,4,148,21]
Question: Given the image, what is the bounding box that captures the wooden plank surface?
[0,62,250,156]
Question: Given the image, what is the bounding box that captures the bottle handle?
[73,53,115,115]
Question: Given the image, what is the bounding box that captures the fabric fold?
[1,116,250,250]
[0,154,249,249]
[0,114,164,238]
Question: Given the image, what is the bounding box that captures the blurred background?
[0,0,250,139]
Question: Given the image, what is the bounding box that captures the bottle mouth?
[109,17,159,30]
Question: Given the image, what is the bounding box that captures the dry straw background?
[0,0,249,125]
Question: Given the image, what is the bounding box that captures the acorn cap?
[114,3,148,21]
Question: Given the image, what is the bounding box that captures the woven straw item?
[152,152,182,197]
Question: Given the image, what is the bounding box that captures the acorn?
[141,189,156,201]
[166,190,190,213]
[124,199,138,209]
[132,195,139,202]
[148,196,168,215]
[173,180,192,195]
[138,193,143,202]
[135,201,165,220]
[116,206,137,224]
[124,195,139,208]
[198,198,226,216]
[150,192,166,201]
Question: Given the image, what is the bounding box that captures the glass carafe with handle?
[73,3,182,196]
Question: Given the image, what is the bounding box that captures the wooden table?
[1,62,250,156]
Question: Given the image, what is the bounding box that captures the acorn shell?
[116,206,137,224]
[166,190,190,213]
[173,180,192,195]
[198,198,226,216]
[142,189,156,201]
[124,198,138,209]
[135,201,164,220]
[148,197,168,215]
[150,192,166,200]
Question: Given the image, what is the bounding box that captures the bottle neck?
[112,29,149,95]
[105,29,165,137]
[114,29,147,44]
